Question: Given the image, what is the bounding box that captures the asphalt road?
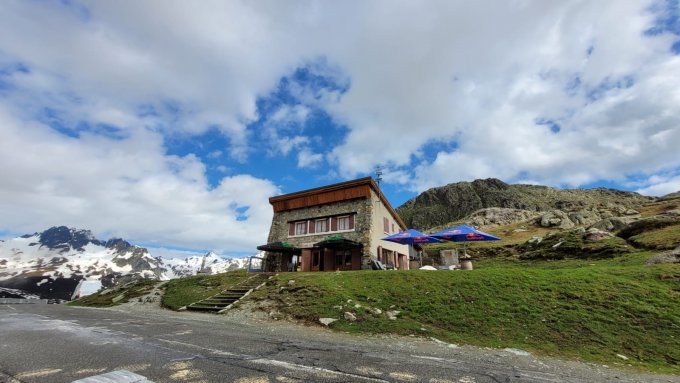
[0,304,677,383]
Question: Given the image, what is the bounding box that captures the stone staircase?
[184,273,273,313]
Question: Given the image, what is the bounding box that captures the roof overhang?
[269,177,406,230]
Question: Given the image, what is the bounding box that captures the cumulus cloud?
[0,105,278,252]
[637,174,680,196]
[1,0,679,251]
[322,1,680,193]
[297,148,323,169]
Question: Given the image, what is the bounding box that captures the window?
[295,221,307,235]
[383,217,389,233]
[392,223,395,233]
[337,216,350,231]
[312,250,320,267]
[335,250,352,266]
[315,218,328,233]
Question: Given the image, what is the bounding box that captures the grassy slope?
[629,223,680,250]
[161,270,251,310]
[250,255,680,373]
[69,279,158,307]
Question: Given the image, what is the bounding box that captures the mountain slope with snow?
[0,226,250,300]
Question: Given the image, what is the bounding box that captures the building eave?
[269,177,407,230]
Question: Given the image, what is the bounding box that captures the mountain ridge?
[0,226,250,300]
[396,178,661,231]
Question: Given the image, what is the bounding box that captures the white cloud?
[0,0,679,250]
[297,148,323,169]
[0,105,278,251]
[319,0,680,192]
[636,174,680,196]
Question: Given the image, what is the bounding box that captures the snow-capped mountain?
[0,226,251,300]
[162,251,250,278]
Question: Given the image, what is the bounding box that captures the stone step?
[200,299,237,305]
[186,304,226,311]
[184,273,274,314]
[212,294,245,300]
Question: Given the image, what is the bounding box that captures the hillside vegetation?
[246,196,680,373]
[69,183,680,374]
[249,254,679,373]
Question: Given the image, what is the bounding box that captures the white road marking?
[72,370,154,383]
[16,368,62,379]
[156,338,389,382]
[3,305,17,310]
[249,358,389,382]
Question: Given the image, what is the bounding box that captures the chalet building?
[260,177,410,272]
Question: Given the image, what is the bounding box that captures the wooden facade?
[270,177,406,229]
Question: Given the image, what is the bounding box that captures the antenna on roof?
[374,165,383,187]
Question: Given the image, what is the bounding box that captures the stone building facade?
[262,177,409,272]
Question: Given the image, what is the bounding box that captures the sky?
[0,0,679,257]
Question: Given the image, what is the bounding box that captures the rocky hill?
[396,178,656,231]
[0,226,250,300]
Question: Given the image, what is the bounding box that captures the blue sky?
[1,0,679,258]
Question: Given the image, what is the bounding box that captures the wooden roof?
[269,177,407,230]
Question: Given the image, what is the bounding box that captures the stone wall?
[266,197,375,268]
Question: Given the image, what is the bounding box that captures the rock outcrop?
[464,208,540,228]
[397,178,653,231]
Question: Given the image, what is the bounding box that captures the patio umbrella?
[315,234,362,250]
[256,241,302,254]
[430,225,501,242]
[382,229,441,269]
[430,224,500,258]
[382,229,443,245]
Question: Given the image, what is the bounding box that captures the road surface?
[0,304,677,383]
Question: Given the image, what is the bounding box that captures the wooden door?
[311,250,322,272]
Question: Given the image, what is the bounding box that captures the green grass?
[249,254,680,373]
[68,279,158,307]
[629,223,680,250]
[517,231,632,260]
[161,270,251,310]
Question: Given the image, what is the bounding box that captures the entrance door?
[311,249,322,272]
[334,249,353,271]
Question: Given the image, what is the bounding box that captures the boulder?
[386,310,401,320]
[527,236,543,244]
[567,209,602,227]
[588,216,638,232]
[319,318,338,326]
[663,209,680,217]
[540,210,574,229]
[645,248,680,265]
[584,228,614,241]
[344,312,357,322]
[465,208,541,228]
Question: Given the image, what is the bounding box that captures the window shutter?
[309,220,315,234]
[331,217,337,231]
[348,215,355,230]
[383,217,389,232]
[288,222,295,236]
